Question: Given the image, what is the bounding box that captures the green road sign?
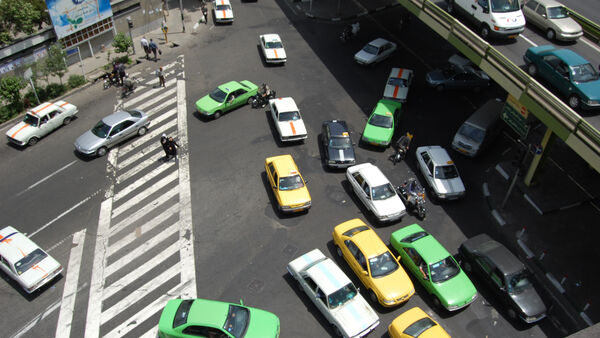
[502,94,530,138]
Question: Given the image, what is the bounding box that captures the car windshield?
[368,114,393,128]
[547,6,569,19]
[23,114,39,126]
[223,305,250,338]
[507,270,532,294]
[14,248,48,275]
[388,77,408,87]
[329,137,352,149]
[372,183,396,200]
[328,283,358,309]
[369,252,399,278]
[570,63,599,83]
[266,41,283,49]
[216,4,231,10]
[434,164,459,179]
[458,123,485,143]
[403,317,437,337]
[429,256,460,283]
[91,120,112,138]
[209,87,228,103]
[491,0,520,13]
[362,44,378,55]
[279,111,301,122]
[279,174,304,190]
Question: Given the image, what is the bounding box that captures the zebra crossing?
[74,55,197,338]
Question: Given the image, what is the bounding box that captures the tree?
[112,32,132,54]
[28,0,51,29]
[0,75,27,106]
[44,43,67,85]
[0,0,41,42]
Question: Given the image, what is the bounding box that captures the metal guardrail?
[567,8,600,44]
[399,0,600,172]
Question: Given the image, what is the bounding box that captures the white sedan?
[259,34,287,64]
[0,226,63,293]
[354,38,397,66]
[213,0,234,24]
[6,100,78,146]
[415,145,466,200]
[288,249,380,338]
[346,163,406,222]
[383,68,413,102]
[269,97,307,142]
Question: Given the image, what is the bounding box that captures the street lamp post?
[179,0,185,32]
[127,17,136,55]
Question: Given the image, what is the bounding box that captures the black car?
[321,120,356,169]
[459,234,546,324]
[425,54,491,92]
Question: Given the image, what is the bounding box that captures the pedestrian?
[156,67,165,87]
[161,134,171,160]
[118,62,126,85]
[140,36,150,59]
[201,3,208,24]
[167,136,180,160]
[149,39,158,61]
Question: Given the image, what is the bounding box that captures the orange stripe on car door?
[289,122,296,135]
[392,69,404,98]
[11,124,30,138]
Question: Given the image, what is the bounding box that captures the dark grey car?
[459,234,546,324]
[321,120,356,169]
[425,54,491,92]
[74,110,150,157]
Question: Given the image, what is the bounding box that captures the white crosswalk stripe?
[77,57,196,337]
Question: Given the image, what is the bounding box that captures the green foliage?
[112,32,132,54]
[114,55,131,65]
[67,74,87,89]
[44,43,67,85]
[0,75,26,106]
[0,0,41,38]
[28,0,51,29]
[45,83,66,98]
[0,103,22,122]
[0,31,12,45]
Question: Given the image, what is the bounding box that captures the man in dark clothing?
[149,39,158,61]
[118,63,126,85]
[161,134,171,159]
[167,136,180,160]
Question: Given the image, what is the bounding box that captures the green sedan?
[158,298,280,338]
[390,224,478,311]
[361,99,402,147]
[195,80,259,119]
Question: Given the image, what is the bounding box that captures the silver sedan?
[74,110,150,157]
[522,0,583,41]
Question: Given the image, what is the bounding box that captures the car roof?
[102,111,133,126]
[217,81,243,93]
[392,224,450,263]
[467,234,525,276]
[188,298,231,326]
[369,38,389,48]
[373,99,402,116]
[534,0,563,8]
[26,101,68,117]
[552,49,590,66]
[261,33,281,42]
[215,0,231,5]
[388,68,413,81]
[267,154,300,178]
[357,164,390,187]
[0,226,39,264]
[272,97,299,113]
[418,146,454,166]
[306,257,353,295]
[324,120,349,137]
[351,227,389,258]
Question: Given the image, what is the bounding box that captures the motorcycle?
[389,132,413,165]
[339,22,360,43]
[250,85,276,108]
[102,72,120,89]
[397,178,426,220]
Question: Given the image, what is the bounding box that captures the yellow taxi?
[265,154,311,213]
[332,218,414,307]
[389,307,450,338]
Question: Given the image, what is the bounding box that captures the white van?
[452,98,505,157]
[447,0,526,39]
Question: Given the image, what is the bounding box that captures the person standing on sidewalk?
[149,39,158,61]
[140,36,150,59]
[156,67,165,87]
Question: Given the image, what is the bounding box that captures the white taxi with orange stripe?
[213,0,234,24]
[383,68,413,103]
[259,34,287,64]
[0,226,63,294]
[269,97,307,142]
[5,100,78,147]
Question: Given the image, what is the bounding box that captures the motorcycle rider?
[122,78,135,96]
[351,22,360,37]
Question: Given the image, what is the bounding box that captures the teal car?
[158,298,280,338]
[360,99,402,147]
[195,80,259,119]
[524,45,600,110]
[390,224,478,311]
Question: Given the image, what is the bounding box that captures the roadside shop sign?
[502,94,530,138]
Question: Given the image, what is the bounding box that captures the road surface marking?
[112,161,175,202]
[111,170,178,217]
[125,84,176,110]
[519,33,537,47]
[17,160,76,196]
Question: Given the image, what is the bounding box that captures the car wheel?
[527,64,537,77]
[480,24,490,39]
[63,117,72,125]
[508,308,517,320]
[435,85,445,92]
[463,261,472,272]
[336,246,343,257]
[333,325,342,337]
[247,97,254,104]
[546,29,556,41]
[96,146,108,157]
[447,0,454,13]
[432,296,442,309]
[137,126,148,136]
[214,111,222,119]
[568,95,580,109]
[369,290,379,304]
[27,137,39,146]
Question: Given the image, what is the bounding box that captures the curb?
[300,3,401,22]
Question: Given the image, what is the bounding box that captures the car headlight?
[382,298,396,305]
[328,160,336,164]
[587,99,599,105]
[303,201,312,207]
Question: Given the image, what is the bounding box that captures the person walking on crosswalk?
[156,67,165,87]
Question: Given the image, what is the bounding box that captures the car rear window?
[404,317,437,337]
[173,300,193,328]
[15,248,48,275]
[127,110,142,118]
[401,231,428,243]
[343,226,369,237]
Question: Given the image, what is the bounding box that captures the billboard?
[45,0,113,39]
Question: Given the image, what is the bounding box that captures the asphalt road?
[0,0,582,337]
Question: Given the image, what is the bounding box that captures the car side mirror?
[541,13,547,19]
[482,6,489,14]
[423,275,429,281]
[362,271,368,276]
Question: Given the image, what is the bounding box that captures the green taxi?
[390,224,478,311]
[361,99,402,147]
[195,80,259,119]
[158,298,280,338]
